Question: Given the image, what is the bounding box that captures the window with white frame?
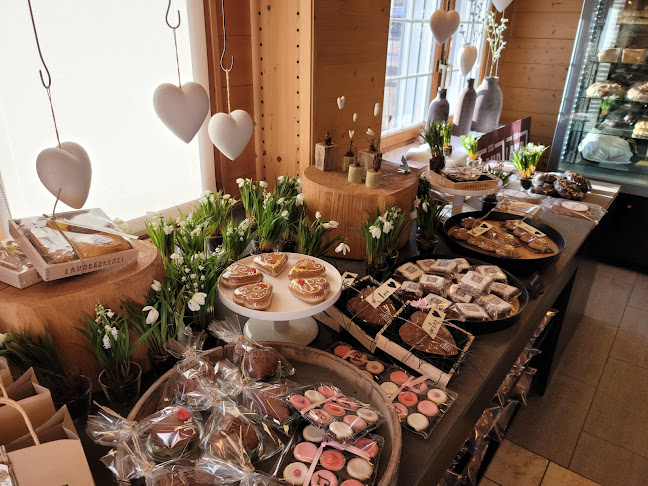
[382,0,440,135]
[0,0,212,237]
[444,0,491,112]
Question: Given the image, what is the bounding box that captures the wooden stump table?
[302,163,422,260]
[0,240,164,387]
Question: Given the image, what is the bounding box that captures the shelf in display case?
[565,124,648,142]
[556,160,648,191]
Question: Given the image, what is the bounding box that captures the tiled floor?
[481,263,648,486]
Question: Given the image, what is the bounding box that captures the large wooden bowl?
[128,342,402,486]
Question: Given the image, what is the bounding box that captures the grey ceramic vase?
[452,78,476,136]
[426,88,449,128]
[472,76,503,133]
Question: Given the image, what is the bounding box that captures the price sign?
[468,221,493,236]
[368,278,401,308]
[422,308,446,339]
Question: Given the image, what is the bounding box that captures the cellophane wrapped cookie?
[201,400,284,471]
[241,380,302,435]
[274,422,384,486]
[458,271,492,298]
[209,318,295,381]
[86,407,153,481]
[161,334,243,411]
[145,463,227,486]
[475,294,514,320]
[284,383,384,443]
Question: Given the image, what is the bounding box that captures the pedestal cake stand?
[218,252,342,345]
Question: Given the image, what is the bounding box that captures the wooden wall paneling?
[250,0,307,185]
[513,0,584,13]
[311,0,391,159]
[204,0,256,196]
[508,12,580,40]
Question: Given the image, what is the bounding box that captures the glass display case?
[549,0,648,196]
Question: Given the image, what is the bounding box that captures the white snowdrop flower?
[142,306,159,325]
[277,197,285,205]
[422,201,429,212]
[151,280,162,292]
[194,283,198,289]
[181,276,187,282]
[190,274,196,279]
[367,128,375,137]
[259,181,268,188]
[198,265,204,271]
[323,222,330,229]
[337,96,345,110]
[240,236,244,241]
[316,211,322,219]
[297,178,302,186]
[102,334,111,350]
[188,292,207,311]
[277,175,285,183]
[281,210,289,219]
[383,221,393,234]
[335,242,351,255]
[185,268,191,274]
[0,333,8,348]
[353,113,358,123]
[106,310,114,318]
[110,327,119,340]
[201,275,205,281]
[296,193,305,206]
[369,225,381,239]
[163,225,174,235]
[236,178,245,187]
[223,193,231,200]
[199,197,208,205]
[328,220,339,229]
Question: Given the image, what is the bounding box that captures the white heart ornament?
[208,110,253,161]
[153,82,210,143]
[36,141,92,209]
[429,9,460,45]
[459,45,478,76]
[492,0,514,12]
[405,144,432,165]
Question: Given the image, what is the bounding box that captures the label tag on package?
[341,271,358,288]
[562,201,588,212]
[468,221,493,236]
[422,308,446,339]
[515,221,545,238]
[368,278,401,308]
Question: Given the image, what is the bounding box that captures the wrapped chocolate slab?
[0,240,41,289]
[384,304,473,377]
[200,400,284,471]
[240,380,302,435]
[378,367,456,439]
[8,208,139,281]
[285,383,384,443]
[273,422,384,486]
[209,318,294,381]
[540,197,606,224]
[326,342,391,383]
[161,335,243,411]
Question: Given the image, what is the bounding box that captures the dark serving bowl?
[442,211,566,271]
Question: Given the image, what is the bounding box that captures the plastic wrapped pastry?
[396,281,423,301]
[489,282,521,301]
[475,265,507,283]
[541,197,607,224]
[145,464,227,486]
[240,380,301,434]
[410,293,453,311]
[209,318,294,381]
[448,303,490,321]
[459,271,492,297]
[447,284,474,304]
[17,220,77,264]
[424,259,458,277]
[0,240,31,271]
[476,294,514,320]
[585,80,625,98]
[419,274,451,297]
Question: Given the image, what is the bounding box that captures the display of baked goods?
[530,170,589,201]
[288,258,326,278]
[633,119,648,137]
[288,277,330,304]
[207,414,260,460]
[0,240,31,271]
[328,342,390,382]
[254,252,288,276]
[585,80,625,98]
[627,81,648,102]
[622,48,648,64]
[141,407,203,462]
[598,47,621,62]
[345,285,401,332]
[398,310,458,356]
[220,263,264,288]
[234,282,274,310]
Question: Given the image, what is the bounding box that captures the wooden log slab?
[302,163,421,260]
[0,240,164,388]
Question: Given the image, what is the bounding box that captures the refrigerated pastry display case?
[549,0,648,197]
[549,0,648,270]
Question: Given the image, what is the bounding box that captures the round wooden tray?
[127,342,402,486]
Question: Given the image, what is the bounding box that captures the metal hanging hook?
[165,0,181,29]
[219,0,233,72]
[27,0,51,89]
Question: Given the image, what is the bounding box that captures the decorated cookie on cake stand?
[218,253,342,345]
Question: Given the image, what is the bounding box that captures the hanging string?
[27,0,61,148]
[220,0,234,114]
[166,0,182,88]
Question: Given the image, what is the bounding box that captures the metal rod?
[26,0,51,89]
[219,0,233,72]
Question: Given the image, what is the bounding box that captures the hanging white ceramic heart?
[492,0,514,12]
[153,81,210,143]
[459,45,478,76]
[429,9,460,45]
[208,109,253,161]
[36,141,92,209]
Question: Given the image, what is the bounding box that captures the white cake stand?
[425,169,503,216]
[218,252,342,345]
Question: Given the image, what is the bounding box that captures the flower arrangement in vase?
[297,211,347,258]
[420,122,445,173]
[77,301,151,410]
[254,193,289,253]
[195,190,237,254]
[510,143,548,189]
[442,122,452,156]
[461,134,482,166]
[358,205,406,279]
[222,217,256,263]
[411,196,446,255]
[0,328,93,424]
[275,175,304,251]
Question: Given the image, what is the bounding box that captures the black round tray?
[442,211,566,270]
[397,253,529,335]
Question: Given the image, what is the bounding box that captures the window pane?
[390,0,409,19]
[387,22,405,78]
[0,0,203,221]
[412,0,437,20]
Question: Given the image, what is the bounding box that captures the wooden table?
[301,163,422,260]
[0,240,164,386]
